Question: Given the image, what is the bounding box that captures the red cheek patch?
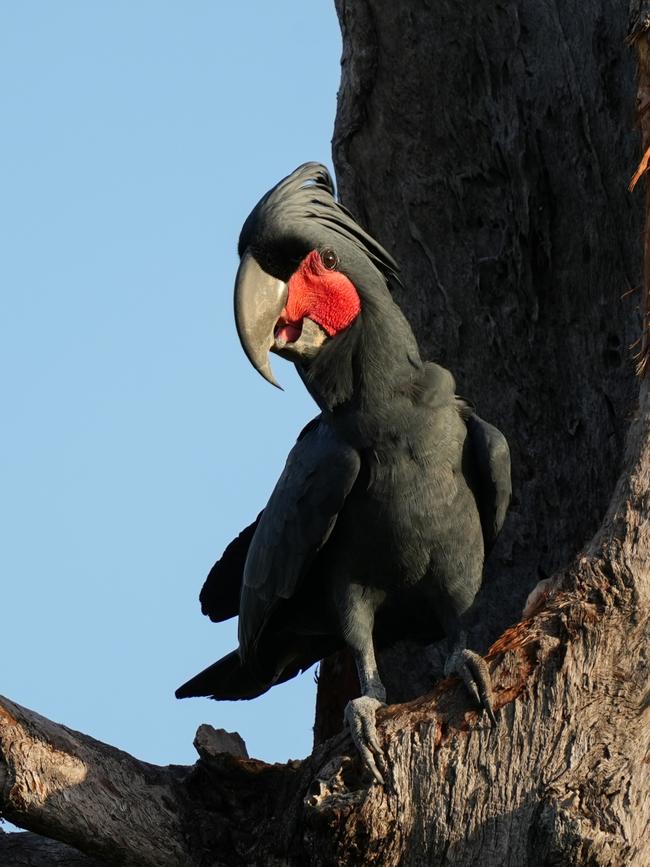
[283,250,361,337]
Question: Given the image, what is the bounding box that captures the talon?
[445,646,497,725]
[344,695,387,785]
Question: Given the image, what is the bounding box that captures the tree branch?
[0,697,195,866]
[0,828,108,866]
[0,694,331,866]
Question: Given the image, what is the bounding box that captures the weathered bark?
[0,698,195,865]
[630,0,650,374]
[0,828,108,866]
[2,1,649,865]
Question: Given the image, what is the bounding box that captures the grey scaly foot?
[444,634,497,725]
[344,695,388,785]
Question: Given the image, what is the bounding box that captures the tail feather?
[175,649,270,700]
[176,637,340,701]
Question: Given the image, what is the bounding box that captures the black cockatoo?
[176,163,511,783]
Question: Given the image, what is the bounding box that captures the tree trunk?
[316,0,642,726]
[2,2,649,865]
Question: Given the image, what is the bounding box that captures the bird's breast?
[330,447,466,587]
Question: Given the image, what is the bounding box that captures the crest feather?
[238,163,400,285]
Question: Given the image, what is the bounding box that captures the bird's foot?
[344,695,388,786]
[444,640,497,726]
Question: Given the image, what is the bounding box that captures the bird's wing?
[238,418,361,662]
[464,412,511,551]
[199,514,262,623]
[196,417,324,624]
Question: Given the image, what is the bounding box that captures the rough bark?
[2,1,649,865]
[630,0,650,374]
[0,828,108,866]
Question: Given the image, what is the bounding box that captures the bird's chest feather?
[330,411,473,588]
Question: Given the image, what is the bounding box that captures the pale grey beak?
[233,251,288,388]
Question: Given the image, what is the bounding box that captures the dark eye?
[320,249,338,270]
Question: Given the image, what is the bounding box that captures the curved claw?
[344,696,388,786]
[445,647,497,726]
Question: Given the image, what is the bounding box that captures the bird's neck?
[297,291,423,442]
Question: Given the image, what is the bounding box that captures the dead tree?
[2,2,649,864]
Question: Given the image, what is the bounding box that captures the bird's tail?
[175,649,270,700]
[175,636,340,701]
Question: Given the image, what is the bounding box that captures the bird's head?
[233,163,400,388]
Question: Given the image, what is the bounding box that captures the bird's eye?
[320,249,338,270]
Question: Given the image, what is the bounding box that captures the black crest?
[238,163,400,285]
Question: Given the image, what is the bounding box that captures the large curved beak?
[233,251,288,388]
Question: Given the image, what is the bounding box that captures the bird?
[176,163,511,784]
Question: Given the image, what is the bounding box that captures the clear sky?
[1,0,342,782]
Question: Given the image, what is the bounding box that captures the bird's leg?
[339,585,388,785]
[444,630,497,725]
[345,642,388,785]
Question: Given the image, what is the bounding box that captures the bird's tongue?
[274,320,302,346]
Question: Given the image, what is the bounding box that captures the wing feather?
[465,413,511,551]
[238,419,360,661]
[199,514,262,623]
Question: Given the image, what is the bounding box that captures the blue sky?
[0,1,341,778]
